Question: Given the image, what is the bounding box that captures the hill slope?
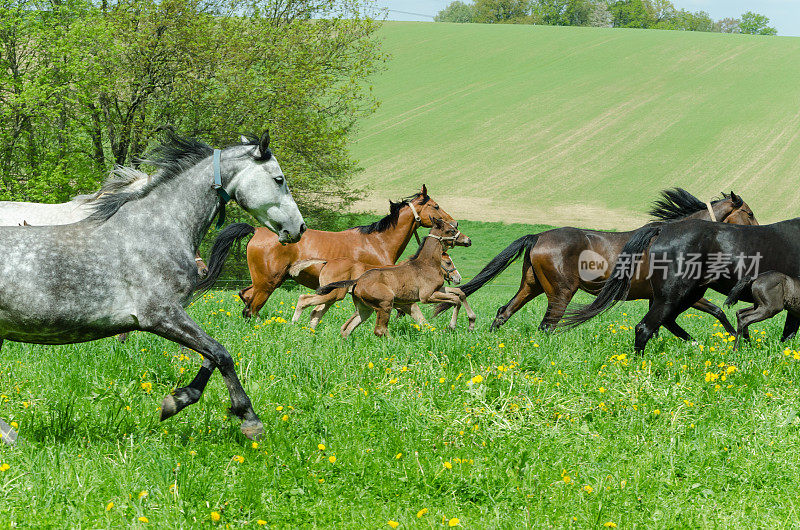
[350,22,800,229]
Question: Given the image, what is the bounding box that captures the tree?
[608,0,654,29]
[0,0,384,216]
[473,0,531,23]
[533,0,594,26]
[435,1,475,22]
[715,17,740,34]
[739,11,777,35]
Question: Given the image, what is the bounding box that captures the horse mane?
[87,131,263,222]
[355,192,430,234]
[648,188,730,222]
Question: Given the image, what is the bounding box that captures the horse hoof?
[240,420,263,440]
[160,394,178,421]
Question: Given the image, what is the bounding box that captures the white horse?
[0,131,305,440]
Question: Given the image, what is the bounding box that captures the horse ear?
[240,135,249,144]
[730,191,743,207]
[259,130,271,157]
[421,184,428,197]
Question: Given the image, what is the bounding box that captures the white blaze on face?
[578,250,609,282]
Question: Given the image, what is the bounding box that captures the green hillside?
[350,22,800,229]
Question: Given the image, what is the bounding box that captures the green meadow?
[351,22,800,228]
[3,220,800,528]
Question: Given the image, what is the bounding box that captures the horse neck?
[414,235,444,266]
[686,201,731,222]
[369,205,419,263]
[103,160,219,254]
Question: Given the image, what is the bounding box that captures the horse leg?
[782,314,800,341]
[458,293,477,331]
[238,285,254,312]
[635,298,686,353]
[491,276,543,330]
[291,294,315,323]
[374,305,393,337]
[146,306,262,439]
[691,297,740,338]
[246,274,286,318]
[406,304,426,324]
[342,300,373,339]
[735,305,781,350]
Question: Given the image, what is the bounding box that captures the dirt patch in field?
[351,195,645,230]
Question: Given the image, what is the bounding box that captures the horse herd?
[0,131,794,442]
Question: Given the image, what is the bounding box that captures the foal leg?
[735,305,781,350]
[342,300,373,339]
[146,306,262,439]
[374,305,393,337]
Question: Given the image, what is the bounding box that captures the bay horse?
[725,272,800,350]
[237,185,471,318]
[317,219,470,337]
[0,131,304,440]
[435,189,757,338]
[561,217,800,351]
[289,250,464,329]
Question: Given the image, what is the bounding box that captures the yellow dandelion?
[105,502,114,511]
[257,520,267,525]
[443,461,453,469]
[0,463,9,472]
[388,521,400,529]
[395,452,403,459]
[9,421,18,429]
[281,414,289,421]
[448,518,460,527]
[211,511,221,522]
[233,455,244,464]
[563,475,572,484]
[138,517,149,523]
[439,377,445,383]
[140,382,152,393]
[417,508,428,518]
[470,375,483,384]
[276,405,283,411]
[368,362,374,369]
[653,409,661,416]
[603,522,617,528]
[328,455,336,463]
[138,490,148,499]
[583,484,593,493]
[318,443,326,451]
[251,442,259,450]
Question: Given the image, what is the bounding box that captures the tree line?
[0,0,385,223]
[435,0,778,35]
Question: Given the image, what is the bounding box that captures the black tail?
[433,234,539,316]
[560,223,663,328]
[317,279,357,296]
[194,223,255,295]
[725,277,754,307]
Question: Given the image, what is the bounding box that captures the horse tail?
[317,280,357,296]
[194,223,255,295]
[725,277,754,307]
[289,259,326,278]
[433,233,539,316]
[560,223,663,328]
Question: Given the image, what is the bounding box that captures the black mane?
[648,188,730,222]
[88,131,263,222]
[355,192,430,234]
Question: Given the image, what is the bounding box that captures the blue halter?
[212,149,231,228]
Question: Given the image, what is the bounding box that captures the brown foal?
[317,219,472,337]
[290,251,463,329]
[238,185,471,318]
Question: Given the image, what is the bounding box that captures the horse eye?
[273,176,284,186]
[434,205,439,210]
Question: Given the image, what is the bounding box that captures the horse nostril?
[299,223,307,235]
[274,222,283,234]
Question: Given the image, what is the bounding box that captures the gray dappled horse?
[0,131,304,440]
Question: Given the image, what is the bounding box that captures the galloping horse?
[435,189,757,337]
[0,131,304,439]
[562,216,800,351]
[290,250,464,329]
[317,218,470,337]
[237,185,471,318]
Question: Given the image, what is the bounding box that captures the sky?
[375,0,800,37]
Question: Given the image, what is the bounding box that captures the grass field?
[350,22,800,228]
[3,220,800,527]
